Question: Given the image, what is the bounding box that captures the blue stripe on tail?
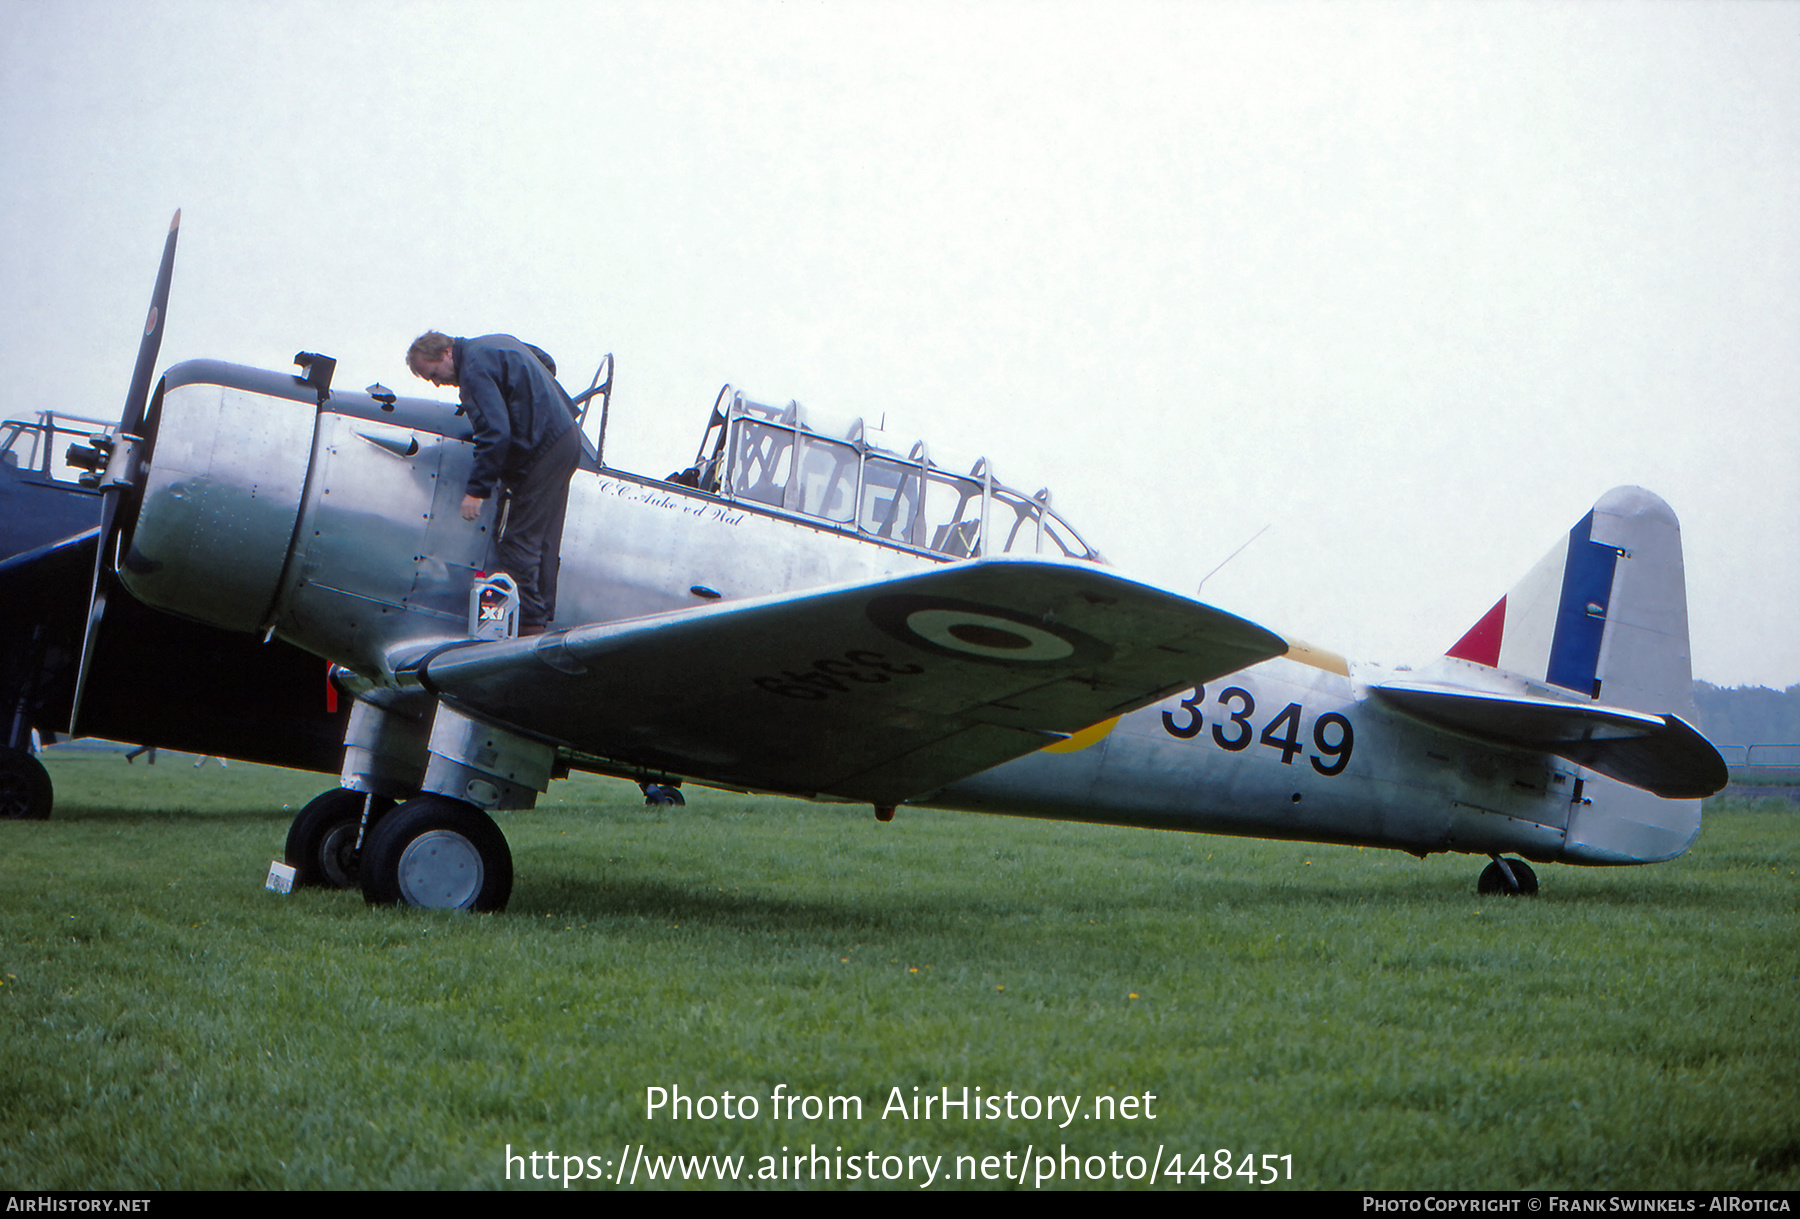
[1546,511,1619,698]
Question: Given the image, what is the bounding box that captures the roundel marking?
[865,593,1113,668]
[904,608,1075,662]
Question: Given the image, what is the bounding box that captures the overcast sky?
[3,0,1795,686]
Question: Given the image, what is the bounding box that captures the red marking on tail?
[1447,596,1506,666]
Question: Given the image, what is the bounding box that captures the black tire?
[0,748,53,821]
[1477,857,1540,896]
[285,788,394,889]
[360,794,513,912]
[643,783,685,806]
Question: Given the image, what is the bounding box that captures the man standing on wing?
[407,331,581,635]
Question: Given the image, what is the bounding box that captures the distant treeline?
[1690,682,1800,746]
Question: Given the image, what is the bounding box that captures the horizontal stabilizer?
[398,558,1286,805]
[1371,681,1727,799]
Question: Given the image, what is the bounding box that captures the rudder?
[1445,487,1696,719]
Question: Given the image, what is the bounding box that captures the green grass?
[3,753,1796,1190]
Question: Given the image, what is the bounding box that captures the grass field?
[3,752,1796,1191]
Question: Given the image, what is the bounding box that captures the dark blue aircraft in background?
[0,220,348,820]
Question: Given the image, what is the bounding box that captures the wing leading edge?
[398,558,1287,805]
[1371,681,1727,799]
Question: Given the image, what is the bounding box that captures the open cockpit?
[669,388,1101,564]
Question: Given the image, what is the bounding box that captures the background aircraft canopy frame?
[0,410,118,484]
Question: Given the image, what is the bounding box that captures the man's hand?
[461,494,484,521]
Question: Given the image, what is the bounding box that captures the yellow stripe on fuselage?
[1041,716,1120,753]
[1283,638,1350,676]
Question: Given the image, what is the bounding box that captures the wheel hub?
[396,829,486,909]
[0,776,32,820]
[318,822,361,888]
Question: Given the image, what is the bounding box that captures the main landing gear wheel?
[1478,856,1539,896]
[0,748,53,821]
[285,788,395,889]
[360,794,513,912]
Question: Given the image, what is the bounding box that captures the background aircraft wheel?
[360,795,513,912]
[0,748,53,820]
[1477,857,1540,896]
[642,783,685,806]
[285,788,394,889]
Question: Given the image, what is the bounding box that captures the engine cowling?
[120,359,489,675]
[122,361,316,633]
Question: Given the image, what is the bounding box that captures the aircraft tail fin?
[1442,486,1697,718]
[1420,487,1718,863]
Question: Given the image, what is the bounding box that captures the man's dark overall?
[453,335,580,632]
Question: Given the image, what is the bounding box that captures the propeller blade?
[70,210,181,732]
[68,497,117,733]
[120,209,180,436]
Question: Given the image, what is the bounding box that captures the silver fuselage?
[119,361,1698,868]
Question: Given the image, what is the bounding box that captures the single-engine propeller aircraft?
[37,213,1729,909]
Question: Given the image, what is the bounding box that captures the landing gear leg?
[1478,856,1539,896]
[0,747,52,820]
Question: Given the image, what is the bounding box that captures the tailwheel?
[0,747,53,821]
[285,788,395,889]
[1477,856,1539,896]
[641,783,685,806]
[360,794,513,912]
